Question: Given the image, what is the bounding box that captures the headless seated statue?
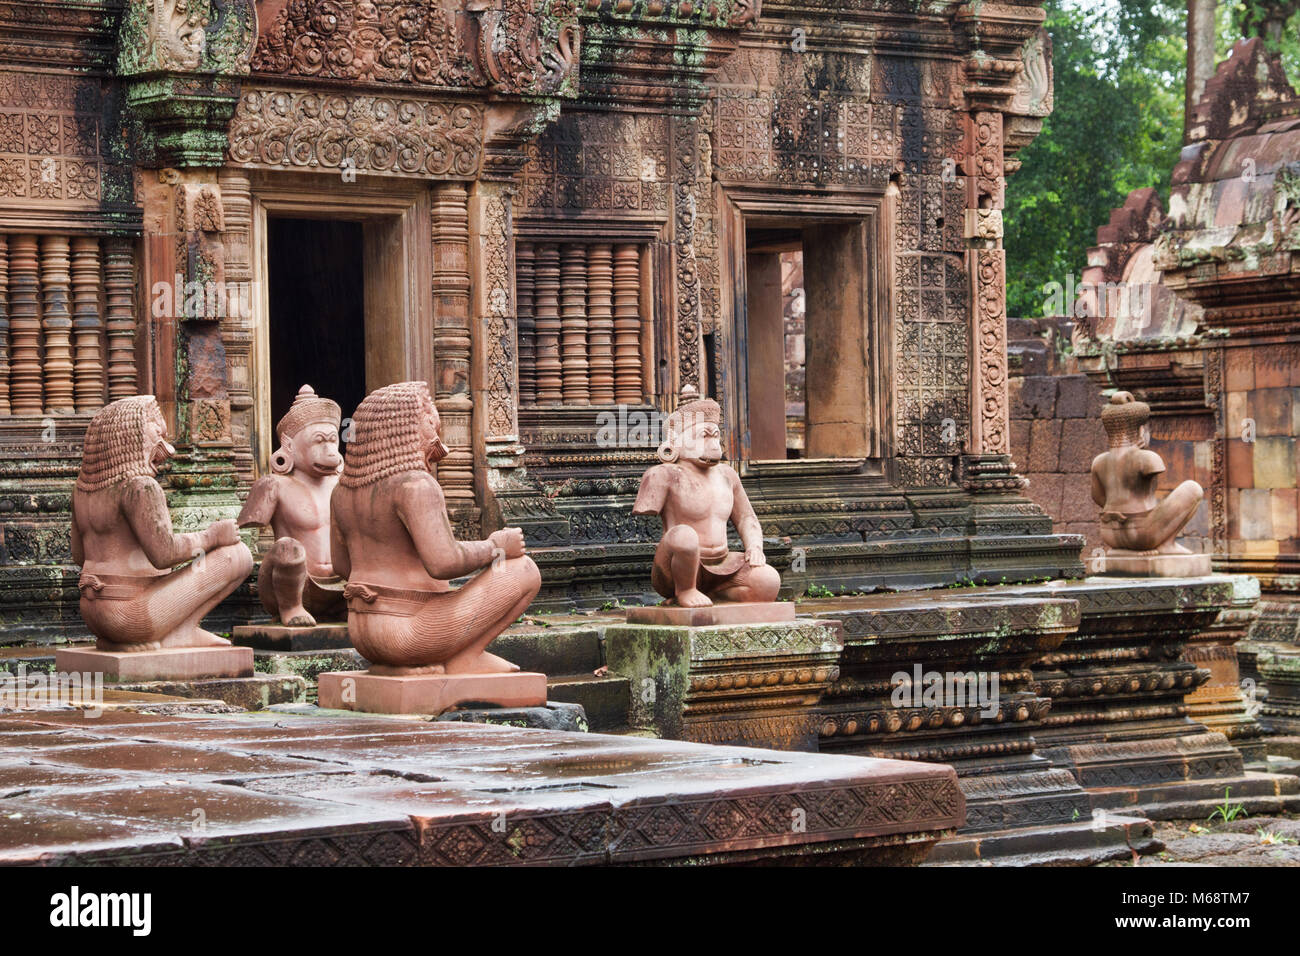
[1091,391,1204,555]
[73,396,253,650]
[238,385,345,627]
[330,381,540,673]
[634,387,781,608]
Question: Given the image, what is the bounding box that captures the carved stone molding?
[250,0,581,98]
[227,87,484,178]
[116,0,259,166]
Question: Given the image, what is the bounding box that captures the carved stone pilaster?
[116,0,257,167]
[432,182,476,518]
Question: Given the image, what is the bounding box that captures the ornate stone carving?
[251,0,473,86]
[477,0,580,97]
[972,249,1008,456]
[0,72,103,208]
[117,0,257,76]
[479,188,517,439]
[227,87,484,178]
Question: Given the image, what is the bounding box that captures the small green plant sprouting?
[1207,788,1247,824]
[1256,828,1297,846]
[805,582,835,599]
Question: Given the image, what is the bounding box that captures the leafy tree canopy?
[1003,1,1299,319]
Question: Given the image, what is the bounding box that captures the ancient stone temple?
[1070,39,1299,639]
[0,0,1077,641]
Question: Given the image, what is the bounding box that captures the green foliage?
[1224,1,1300,73]
[1004,1,1187,319]
[1208,787,1247,824]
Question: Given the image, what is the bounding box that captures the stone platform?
[56,645,254,681]
[797,591,1149,863]
[318,670,547,715]
[232,622,351,652]
[605,617,842,750]
[0,709,963,866]
[986,576,1300,820]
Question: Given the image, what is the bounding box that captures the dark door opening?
[267,217,367,430]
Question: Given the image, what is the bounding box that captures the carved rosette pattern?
[480,189,517,439]
[0,72,101,206]
[517,113,670,213]
[973,250,1008,456]
[227,88,484,179]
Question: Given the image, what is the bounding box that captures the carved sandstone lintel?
[227,87,485,179]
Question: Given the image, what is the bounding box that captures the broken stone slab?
[605,618,842,751]
[109,676,306,711]
[317,670,547,715]
[231,622,351,652]
[436,701,588,733]
[55,645,254,682]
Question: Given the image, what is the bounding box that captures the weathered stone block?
[1028,419,1061,472]
[1224,346,1255,392]
[1251,388,1293,437]
[1056,374,1100,419]
[1253,438,1295,489]
[1058,418,1107,473]
[1239,488,1274,540]
[605,619,842,751]
[1012,376,1057,419]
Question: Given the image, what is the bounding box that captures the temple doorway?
[743,220,873,461]
[267,217,367,429]
[251,180,434,476]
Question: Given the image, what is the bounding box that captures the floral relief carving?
[227,87,483,178]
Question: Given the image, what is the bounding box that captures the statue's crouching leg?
[94,542,253,650]
[355,557,541,676]
[260,537,315,627]
[1149,480,1205,554]
[712,563,781,603]
[655,525,710,608]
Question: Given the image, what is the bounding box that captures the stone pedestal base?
[802,591,1148,864]
[997,575,1300,818]
[605,618,841,751]
[318,669,546,715]
[624,602,795,627]
[55,645,254,681]
[1099,549,1212,577]
[231,622,351,652]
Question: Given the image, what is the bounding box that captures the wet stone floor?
[0,707,963,866]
